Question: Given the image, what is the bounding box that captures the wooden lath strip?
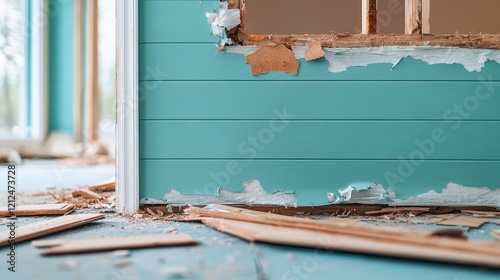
[422,0,430,34]
[362,0,377,34]
[0,203,75,217]
[39,234,197,255]
[405,0,423,34]
[0,214,104,246]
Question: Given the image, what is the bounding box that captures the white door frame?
[116,0,139,213]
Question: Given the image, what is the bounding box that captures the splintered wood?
[437,216,490,229]
[246,45,299,76]
[186,205,500,268]
[0,214,104,246]
[0,203,75,217]
[37,234,196,255]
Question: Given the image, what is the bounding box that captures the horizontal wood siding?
[139,0,500,204]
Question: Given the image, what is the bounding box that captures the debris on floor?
[38,234,196,255]
[0,213,104,246]
[0,203,75,217]
[185,204,500,268]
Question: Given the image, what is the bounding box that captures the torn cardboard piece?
[141,179,297,207]
[437,216,490,229]
[246,45,300,76]
[303,41,325,61]
[0,214,104,246]
[202,218,500,268]
[38,234,196,255]
[0,203,75,217]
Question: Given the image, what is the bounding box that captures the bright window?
[0,0,44,141]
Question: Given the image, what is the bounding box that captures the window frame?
[0,0,48,146]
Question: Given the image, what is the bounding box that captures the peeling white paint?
[226,45,259,56]
[140,179,297,207]
[329,182,500,208]
[393,183,500,208]
[327,183,396,204]
[206,2,240,44]
[228,45,500,73]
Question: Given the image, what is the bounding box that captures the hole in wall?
[430,0,500,34]
[244,0,361,34]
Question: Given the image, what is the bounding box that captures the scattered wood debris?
[0,203,75,217]
[0,214,104,246]
[437,216,490,229]
[72,188,103,200]
[186,205,500,267]
[365,207,430,216]
[461,210,500,217]
[38,234,196,255]
[202,218,500,268]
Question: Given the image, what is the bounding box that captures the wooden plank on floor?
[0,214,104,246]
[202,218,500,268]
[39,234,197,255]
[0,203,75,217]
[186,205,499,256]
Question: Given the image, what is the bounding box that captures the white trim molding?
[116,0,139,213]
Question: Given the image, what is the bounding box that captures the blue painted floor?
[0,160,499,279]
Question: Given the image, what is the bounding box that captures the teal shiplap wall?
[48,0,74,135]
[138,0,500,205]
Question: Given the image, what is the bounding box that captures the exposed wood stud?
[73,0,83,142]
[405,0,423,34]
[362,0,377,34]
[422,0,431,34]
[85,0,99,142]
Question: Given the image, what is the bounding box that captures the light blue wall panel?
[140,159,500,204]
[138,0,500,204]
[140,121,500,160]
[139,44,500,82]
[48,0,74,135]
[139,81,500,120]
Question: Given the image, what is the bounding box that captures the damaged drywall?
[327,183,396,205]
[245,44,299,76]
[206,1,241,45]
[140,179,297,207]
[329,182,500,208]
[227,44,500,74]
[294,45,500,73]
[303,41,325,61]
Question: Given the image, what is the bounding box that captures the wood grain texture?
[405,0,422,34]
[40,234,197,255]
[0,203,75,217]
[0,214,104,246]
[202,218,500,268]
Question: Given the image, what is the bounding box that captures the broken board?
[186,205,500,256]
[0,203,75,217]
[0,214,104,246]
[437,216,490,229]
[202,218,500,268]
[37,234,197,255]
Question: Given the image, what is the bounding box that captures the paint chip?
[246,45,300,76]
[304,41,325,61]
